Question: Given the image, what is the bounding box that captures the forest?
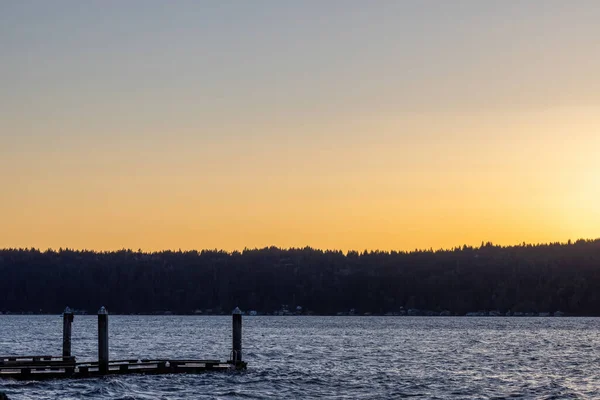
[1,239,600,316]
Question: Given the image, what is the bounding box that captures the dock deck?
[0,356,246,380]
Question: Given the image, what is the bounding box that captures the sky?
[1,1,599,252]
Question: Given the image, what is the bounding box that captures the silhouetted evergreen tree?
[1,240,600,315]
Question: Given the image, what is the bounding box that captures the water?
[1,316,600,399]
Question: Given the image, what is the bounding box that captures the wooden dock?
[0,307,246,380]
[0,357,245,380]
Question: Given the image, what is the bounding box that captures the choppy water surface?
[1,316,600,399]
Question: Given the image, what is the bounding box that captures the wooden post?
[97,306,109,374]
[232,307,242,362]
[62,307,74,358]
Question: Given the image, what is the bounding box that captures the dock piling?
[97,306,109,373]
[232,307,242,363]
[62,307,74,358]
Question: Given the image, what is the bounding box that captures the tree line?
[1,239,600,315]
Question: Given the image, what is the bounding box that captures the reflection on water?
[1,316,600,399]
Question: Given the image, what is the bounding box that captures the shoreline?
[0,312,576,317]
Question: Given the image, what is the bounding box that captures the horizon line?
[2,237,599,255]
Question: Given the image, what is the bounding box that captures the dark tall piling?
[97,306,109,374]
[62,307,74,358]
[232,307,242,362]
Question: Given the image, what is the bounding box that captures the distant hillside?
[1,240,600,316]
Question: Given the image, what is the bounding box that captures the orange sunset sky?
[1,1,599,251]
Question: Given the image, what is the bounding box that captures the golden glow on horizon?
[2,107,599,252]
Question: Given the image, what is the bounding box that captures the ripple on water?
[2,316,600,399]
